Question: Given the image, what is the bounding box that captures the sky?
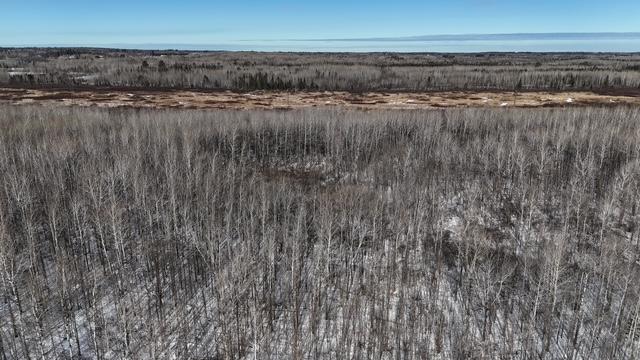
[1,0,639,46]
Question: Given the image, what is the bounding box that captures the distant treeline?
[1,48,640,91]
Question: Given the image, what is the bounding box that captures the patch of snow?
[500,102,509,107]
[445,215,463,234]
[76,74,99,81]
[566,98,573,103]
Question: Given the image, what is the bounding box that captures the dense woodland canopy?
[2,48,640,91]
[0,104,640,358]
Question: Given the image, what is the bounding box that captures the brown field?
[1,87,639,110]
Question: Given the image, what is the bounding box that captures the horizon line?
[286,32,640,42]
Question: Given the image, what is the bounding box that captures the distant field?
[1,87,639,110]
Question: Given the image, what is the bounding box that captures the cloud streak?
[297,32,640,42]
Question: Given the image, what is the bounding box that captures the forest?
[1,104,639,359]
[2,48,640,92]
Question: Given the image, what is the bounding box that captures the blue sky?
[1,0,639,46]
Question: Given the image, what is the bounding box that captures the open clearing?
[1,87,639,110]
